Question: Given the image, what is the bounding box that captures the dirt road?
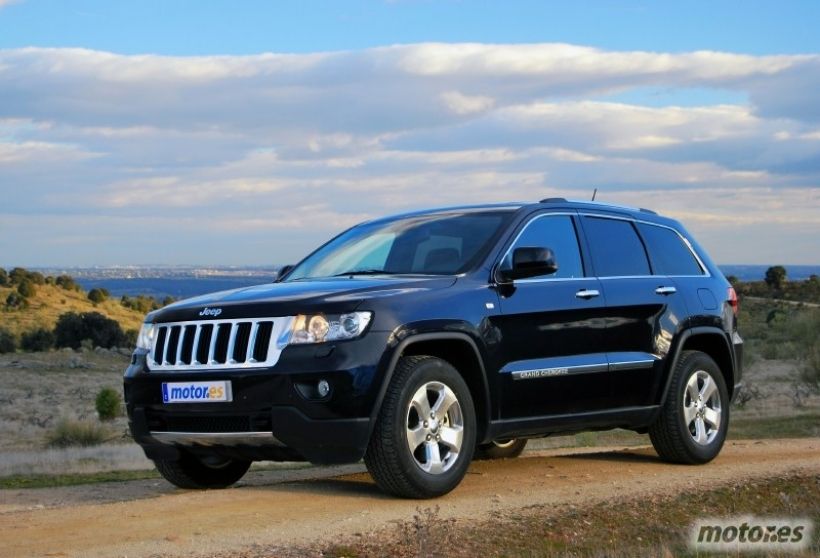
[1,438,818,558]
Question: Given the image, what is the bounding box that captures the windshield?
[285,211,514,281]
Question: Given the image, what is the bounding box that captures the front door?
[493,213,610,419]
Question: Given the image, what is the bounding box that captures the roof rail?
[639,207,658,215]
[539,197,568,203]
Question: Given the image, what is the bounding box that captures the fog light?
[317,379,331,398]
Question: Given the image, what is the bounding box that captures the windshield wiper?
[332,269,392,277]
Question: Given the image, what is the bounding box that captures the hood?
[148,275,458,322]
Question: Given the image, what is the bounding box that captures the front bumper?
[124,332,390,465]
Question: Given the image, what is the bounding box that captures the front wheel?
[153,452,251,489]
[365,356,476,498]
[649,350,729,464]
[474,438,528,460]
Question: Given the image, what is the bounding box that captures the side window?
[637,223,704,276]
[582,217,650,277]
[502,215,584,279]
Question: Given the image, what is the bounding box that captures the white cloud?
[0,43,819,265]
[440,90,495,115]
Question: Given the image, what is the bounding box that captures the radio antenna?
[591,188,597,201]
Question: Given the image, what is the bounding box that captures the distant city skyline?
[1,1,818,266]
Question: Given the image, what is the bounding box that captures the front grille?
[146,412,272,433]
[148,316,293,371]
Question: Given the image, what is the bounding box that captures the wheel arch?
[660,326,736,408]
[368,332,491,445]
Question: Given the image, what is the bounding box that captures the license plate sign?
[162,381,232,403]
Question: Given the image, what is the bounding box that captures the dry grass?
[0,283,144,337]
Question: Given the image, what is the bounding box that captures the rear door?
[493,212,610,418]
[578,214,690,408]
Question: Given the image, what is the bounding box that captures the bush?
[5,291,27,310]
[55,274,80,291]
[20,328,55,352]
[17,280,36,298]
[54,311,127,349]
[8,267,29,285]
[87,288,109,304]
[0,268,8,287]
[95,387,123,421]
[46,418,110,448]
[0,328,16,353]
[121,294,160,313]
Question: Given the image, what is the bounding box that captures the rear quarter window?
[637,223,704,276]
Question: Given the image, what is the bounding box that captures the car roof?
[366,198,676,227]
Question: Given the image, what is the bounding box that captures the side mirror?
[275,264,293,282]
[499,247,558,281]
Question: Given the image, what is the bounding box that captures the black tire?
[153,452,251,489]
[474,438,528,460]
[649,350,729,464]
[364,355,476,498]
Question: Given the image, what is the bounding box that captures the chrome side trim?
[150,431,285,447]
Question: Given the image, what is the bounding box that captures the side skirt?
[486,405,660,441]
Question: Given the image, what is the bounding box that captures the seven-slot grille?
[148,316,293,371]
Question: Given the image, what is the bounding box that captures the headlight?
[136,323,156,350]
[288,312,372,344]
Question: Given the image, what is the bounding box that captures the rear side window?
[582,216,650,277]
[637,223,704,276]
[501,214,584,279]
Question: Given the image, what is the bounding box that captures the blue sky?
[2,1,819,56]
[1,0,819,266]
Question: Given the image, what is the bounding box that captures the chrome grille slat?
[246,322,260,363]
[225,323,238,364]
[191,325,203,365]
[148,316,294,372]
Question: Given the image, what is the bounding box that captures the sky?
[1,1,819,267]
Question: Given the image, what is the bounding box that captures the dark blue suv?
[124,198,743,498]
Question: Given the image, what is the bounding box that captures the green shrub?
[54,311,127,349]
[17,280,36,298]
[46,418,109,448]
[20,328,55,352]
[5,291,27,309]
[55,274,80,291]
[87,288,109,304]
[0,268,8,287]
[0,328,16,354]
[95,387,122,421]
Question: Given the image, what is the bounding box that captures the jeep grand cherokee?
[124,198,743,498]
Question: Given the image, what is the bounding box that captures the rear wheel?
[649,350,729,464]
[365,356,476,498]
[153,452,251,489]
[475,438,528,460]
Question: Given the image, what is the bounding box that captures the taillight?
[727,287,739,316]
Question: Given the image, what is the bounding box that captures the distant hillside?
[0,283,145,337]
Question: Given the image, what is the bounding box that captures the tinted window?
[501,215,584,279]
[582,217,650,277]
[638,223,704,276]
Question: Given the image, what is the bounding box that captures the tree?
[5,292,27,309]
[17,280,36,298]
[764,265,787,290]
[20,328,55,352]
[54,311,127,349]
[88,288,109,304]
[9,267,28,285]
[56,274,81,291]
[0,328,15,354]
[0,268,8,287]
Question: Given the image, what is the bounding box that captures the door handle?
[576,289,600,299]
[655,286,677,295]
